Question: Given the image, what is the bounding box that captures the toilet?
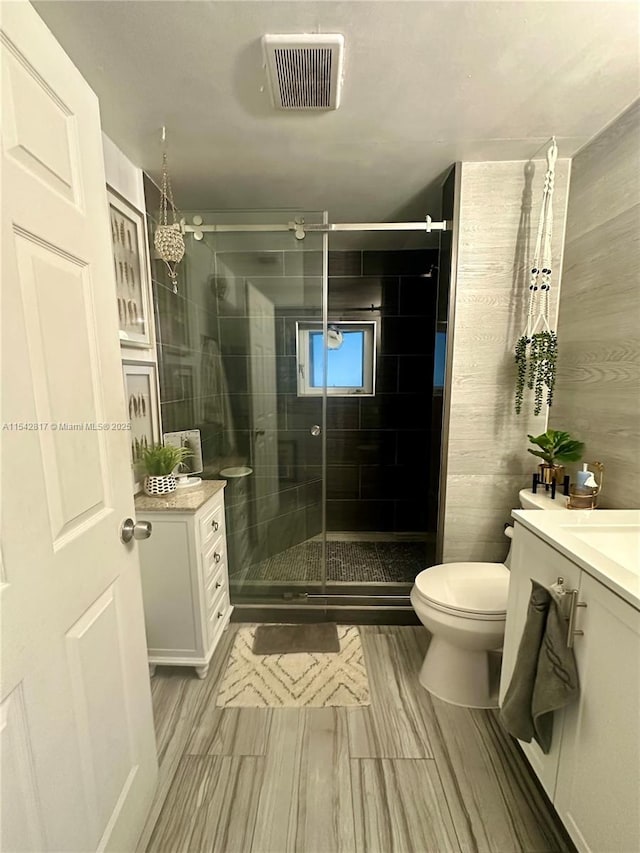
[411,487,568,709]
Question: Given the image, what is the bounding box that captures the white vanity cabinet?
[500,525,581,797]
[554,571,640,853]
[501,519,640,853]
[134,481,233,679]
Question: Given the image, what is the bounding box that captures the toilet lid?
[414,563,509,615]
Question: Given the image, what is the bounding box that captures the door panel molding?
[0,683,47,852]
[1,31,80,206]
[14,229,112,545]
[66,583,138,846]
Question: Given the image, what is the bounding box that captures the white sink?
[563,525,640,574]
[512,509,640,608]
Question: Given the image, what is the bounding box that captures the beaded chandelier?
[154,142,184,294]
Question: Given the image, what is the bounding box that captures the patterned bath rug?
[215,624,370,708]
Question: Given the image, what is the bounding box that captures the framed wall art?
[123,361,161,490]
[108,188,153,348]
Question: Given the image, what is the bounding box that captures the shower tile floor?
[230,540,432,584]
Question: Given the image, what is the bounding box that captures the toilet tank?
[504,488,570,567]
[518,487,569,510]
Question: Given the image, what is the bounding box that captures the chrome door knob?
[121,518,153,543]
[133,520,152,540]
[310,425,321,436]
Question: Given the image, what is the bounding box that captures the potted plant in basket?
[141,443,191,496]
[527,429,585,485]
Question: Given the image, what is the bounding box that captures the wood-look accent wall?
[442,158,571,563]
[549,100,640,509]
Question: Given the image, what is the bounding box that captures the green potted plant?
[140,443,191,496]
[527,429,585,485]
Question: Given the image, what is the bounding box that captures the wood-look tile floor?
[139,625,574,853]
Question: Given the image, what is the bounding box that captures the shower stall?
[150,199,452,621]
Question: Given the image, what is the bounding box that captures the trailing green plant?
[141,443,191,476]
[515,331,557,415]
[514,335,528,414]
[527,429,584,467]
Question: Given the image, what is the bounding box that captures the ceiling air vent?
[262,34,344,110]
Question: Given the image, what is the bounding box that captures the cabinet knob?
[214,552,221,563]
[215,581,222,589]
[211,519,219,531]
[217,611,224,619]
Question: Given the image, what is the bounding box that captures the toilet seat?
[414,562,509,621]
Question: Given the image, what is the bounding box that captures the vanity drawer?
[205,562,225,610]
[200,499,225,548]
[202,536,225,584]
[206,586,230,645]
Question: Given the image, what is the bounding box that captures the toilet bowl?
[411,487,569,709]
[411,562,509,708]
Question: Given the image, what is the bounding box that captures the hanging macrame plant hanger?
[515,138,558,416]
[154,128,185,294]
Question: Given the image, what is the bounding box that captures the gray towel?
[200,337,236,453]
[500,580,579,753]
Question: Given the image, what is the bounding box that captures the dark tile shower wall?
[146,240,227,464]
[271,249,438,545]
[324,249,439,532]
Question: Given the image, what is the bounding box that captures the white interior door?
[1,4,157,851]
[247,282,279,522]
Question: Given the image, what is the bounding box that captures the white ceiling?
[35,0,639,229]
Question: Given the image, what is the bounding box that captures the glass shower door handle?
[310,425,321,436]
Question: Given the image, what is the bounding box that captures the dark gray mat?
[252,623,340,655]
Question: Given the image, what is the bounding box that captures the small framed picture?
[123,361,160,491]
[108,188,153,348]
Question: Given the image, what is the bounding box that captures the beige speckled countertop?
[134,480,226,513]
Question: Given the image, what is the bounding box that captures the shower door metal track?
[183,215,449,240]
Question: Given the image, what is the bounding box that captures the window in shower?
[296,321,376,396]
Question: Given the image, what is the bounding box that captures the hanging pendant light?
[154,132,184,294]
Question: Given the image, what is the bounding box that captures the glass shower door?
[186,210,328,609]
[154,198,447,614]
